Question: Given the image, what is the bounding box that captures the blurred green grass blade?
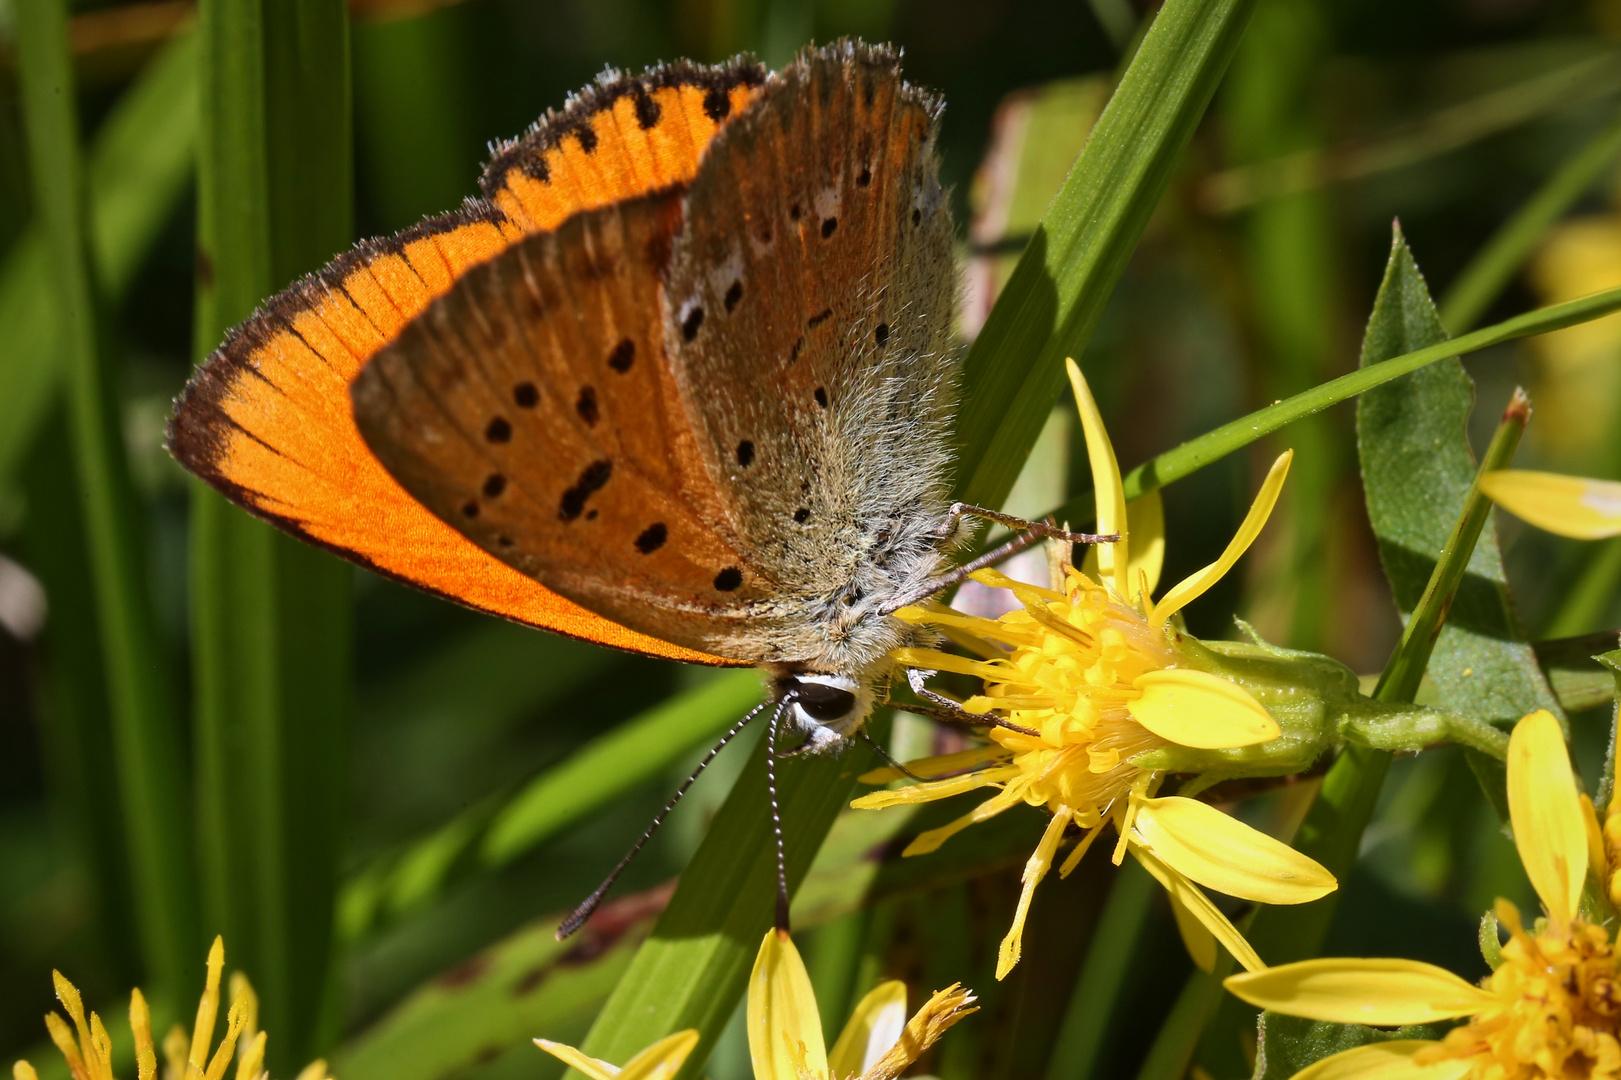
[335,902,656,1080]
[192,0,353,1068]
[0,31,197,484]
[1220,0,1337,649]
[1116,283,1621,502]
[570,729,878,1078]
[1200,48,1621,214]
[336,794,1040,1080]
[13,0,197,998]
[482,671,763,864]
[1044,860,1155,1080]
[1546,538,1621,638]
[1441,102,1621,333]
[951,0,1259,508]
[20,415,144,987]
[1196,226,1559,1077]
[340,670,763,938]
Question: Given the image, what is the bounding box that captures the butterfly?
[168,40,1102,931]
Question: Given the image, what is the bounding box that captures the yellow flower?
[534,1030,699,1080]
[855,359,1335,980]
[1225,709,1621,1080]
[13,937,329,1080]
[1479,469,1621,539]
[534,931,976,1080]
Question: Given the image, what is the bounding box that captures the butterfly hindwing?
[661,42,959,666]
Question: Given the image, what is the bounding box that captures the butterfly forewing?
[353,193,780,660]
[168,59,772,665]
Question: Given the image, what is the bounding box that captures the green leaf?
[952,0,1260,510]
[1196,224,1550,1078]
[1251,1013,1447,1080]
[1356,228,1560,732]
[0,32,198,486]
[14,0,198,999]
[191,0,354,1067]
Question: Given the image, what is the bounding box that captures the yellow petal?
[15,1064,39,1080]
[828,981,906,1079]
[1224,959,1493,1024]
[852,766,1018,811]
[859,984,978,1080]
[1132,844,1264,972]
[1132,796,1335,904]
[1582,793,1608,884]
[902,782,1027,856]
[189,937,226,1074]
[131,990,155,1080]
[1507,709,1587,924]
[1068,358,1130,598]
[1128,489,1165,599]
[533,1039,622,1080]
[1289,1042,1468,1080]
[1082,489,1165,604]
[1126,669,1278,749]
[748,931,828,1080]
[619,1030,701,1080]
[1152,451,1292,627]
[1480,469,1621,539]
[1167,890,1218,973]
[997,807,1071,980]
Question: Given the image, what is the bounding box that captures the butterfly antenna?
[556,697,772,940]
[766,698,792,933]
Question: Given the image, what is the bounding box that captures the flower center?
[944,570,1178,827]
[1426,910,1621,1079]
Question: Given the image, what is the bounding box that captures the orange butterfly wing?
[168,61,767,665]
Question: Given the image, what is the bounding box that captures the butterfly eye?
[792,680,857,723]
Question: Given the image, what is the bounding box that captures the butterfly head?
[774,671,874,751]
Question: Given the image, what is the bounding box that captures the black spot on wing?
[682,305,704,341]
[559,459,611,521]
[714,567,743,591]
[576,386,599,426]
[486,417,512,443]
[635,523,667,553]
[608,338,635,372]
[514,382,539,407]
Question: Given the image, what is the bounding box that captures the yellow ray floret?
[1480,469,1621,539]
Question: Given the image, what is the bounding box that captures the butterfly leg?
[900,667,1040,739]
[879,529,1044,613]
[942,502,1118,546]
